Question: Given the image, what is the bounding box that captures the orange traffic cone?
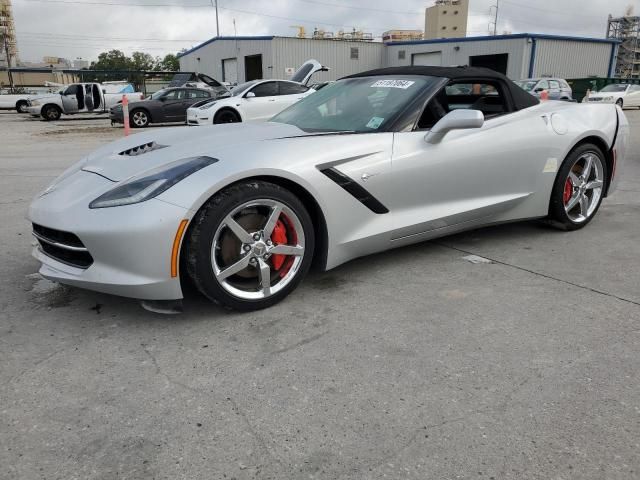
[540,89,549,101]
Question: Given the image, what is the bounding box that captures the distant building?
[73,58,90,69]
[0,0,19,67]
[607,10,640,78]
[21,56,73,69]
[424,0,469,40]
[382,30,424,43]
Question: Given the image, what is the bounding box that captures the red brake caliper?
[270,219,288,271]
[563,177,573,205]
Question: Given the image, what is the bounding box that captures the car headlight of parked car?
[30,100,40,106]
[604,96,614,102]
[199,102,215,110]
[89,156,217,209]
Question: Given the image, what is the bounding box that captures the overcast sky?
[11,0,636,63]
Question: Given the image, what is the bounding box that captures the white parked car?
[0,90,35,112]
[586,83,640,108]
[186,59,325,125]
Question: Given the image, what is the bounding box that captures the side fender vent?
[118,142,168,157]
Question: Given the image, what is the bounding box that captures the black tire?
[41,104,61,121]
[16,100,28,113]
[214,109,241,124]
[130,109,150,128]
[548,143,608,231]
[616,98,623,108]
[185,181,315,311]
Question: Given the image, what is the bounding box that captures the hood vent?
[118,141,168,157]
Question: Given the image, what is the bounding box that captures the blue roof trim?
[177,36,274,58]
[386,33,621,47]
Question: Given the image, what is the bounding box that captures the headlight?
[89,156,217,209]
[199,102,215,110]
[30,100,40,106]
[604,96,614,101]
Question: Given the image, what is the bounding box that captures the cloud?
[11,0,632,63]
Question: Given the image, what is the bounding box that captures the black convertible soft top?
[344,66,539,111]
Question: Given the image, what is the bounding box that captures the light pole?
[211,0,220,37]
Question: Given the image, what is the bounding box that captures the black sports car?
[110,87,217,128]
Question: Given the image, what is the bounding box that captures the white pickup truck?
[26,82,144,120]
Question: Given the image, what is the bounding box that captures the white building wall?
[271,37,384,82]
[384,38,530,79]
[532,39,613,78]
[178,38,273,83]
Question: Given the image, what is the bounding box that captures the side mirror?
[58,90,63,95]
[535,87,544,93]
[158,96,167,102]
[425,109,484,144]
[245,91,256,98]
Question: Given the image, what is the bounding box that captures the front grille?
[32,223,94,269]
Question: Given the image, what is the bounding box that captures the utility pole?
[493,0,499,35]
[211,0,219,37]
[1,28,15,90]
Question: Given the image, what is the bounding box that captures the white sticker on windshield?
[366,117,384,129]
[371,79,415,89]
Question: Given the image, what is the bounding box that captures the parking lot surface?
[1,111,639,480]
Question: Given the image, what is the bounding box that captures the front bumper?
[186,112,209,126]
[586,97,615,104]
[26,105,41,115]
[29,170,190,300]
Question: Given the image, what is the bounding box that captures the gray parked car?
[110,87,214,128]
[515,78,573,100]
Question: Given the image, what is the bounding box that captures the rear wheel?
[548,143,607,231]
[214,109,241,124]
[41,105,61,121]
[130,109,150,128]
[185,181,314,311]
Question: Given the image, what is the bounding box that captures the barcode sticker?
[371,80,415,89]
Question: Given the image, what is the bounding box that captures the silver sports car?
[29,66,630,311]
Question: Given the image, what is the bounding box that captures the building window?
[442,26,447,30]
[453,26,458,30]
[454,10,459,14]
[398,50,406,60]
[350,47,359,59]
[442,10,447,14]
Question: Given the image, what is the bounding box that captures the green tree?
[158,53,180,71]
[130,51,156,71]
[90,49,131,70]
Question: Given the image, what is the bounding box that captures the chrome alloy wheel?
[132,111,148,127]
[211,199,305,300]
[563,151,605,223]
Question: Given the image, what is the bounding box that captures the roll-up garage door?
[222,58,238,84]
[412,51,442,66]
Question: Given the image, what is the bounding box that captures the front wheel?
[185,181,315,311]
[214,109,241,124]
[41,105,61,121]
[130,109,150,128]
[16,101,28,113]
[548,143,607,231]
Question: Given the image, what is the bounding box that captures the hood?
[80,121,306,182]
[290,59,329,85]
[30,93,59,102]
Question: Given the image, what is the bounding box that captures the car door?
[242,81,279,120]
[60,84,80,113]
[626,85,640,106]
[548,80,562,100]
[160,89,187,121]
[389,80,551,244]
[274,81,310,111]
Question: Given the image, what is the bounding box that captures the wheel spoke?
[258,258,271,296]
[579,194,590,217]
[582,155,593,180]
[216,254,252,281]
[586,179,603,190]
[262,205,283,238]
[270,244,304,256]
[224,215,254,244]
[569,172,580,185]
[566,192,581,211]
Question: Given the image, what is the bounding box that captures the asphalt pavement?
[1,110,639,480]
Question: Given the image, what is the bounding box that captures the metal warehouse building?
[178,33,619,84]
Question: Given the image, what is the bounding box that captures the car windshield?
[515,80,538,91]
[230,81,258,96]
[600,84,628,92]
[270,76,439,133]
[150,89,168,100]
